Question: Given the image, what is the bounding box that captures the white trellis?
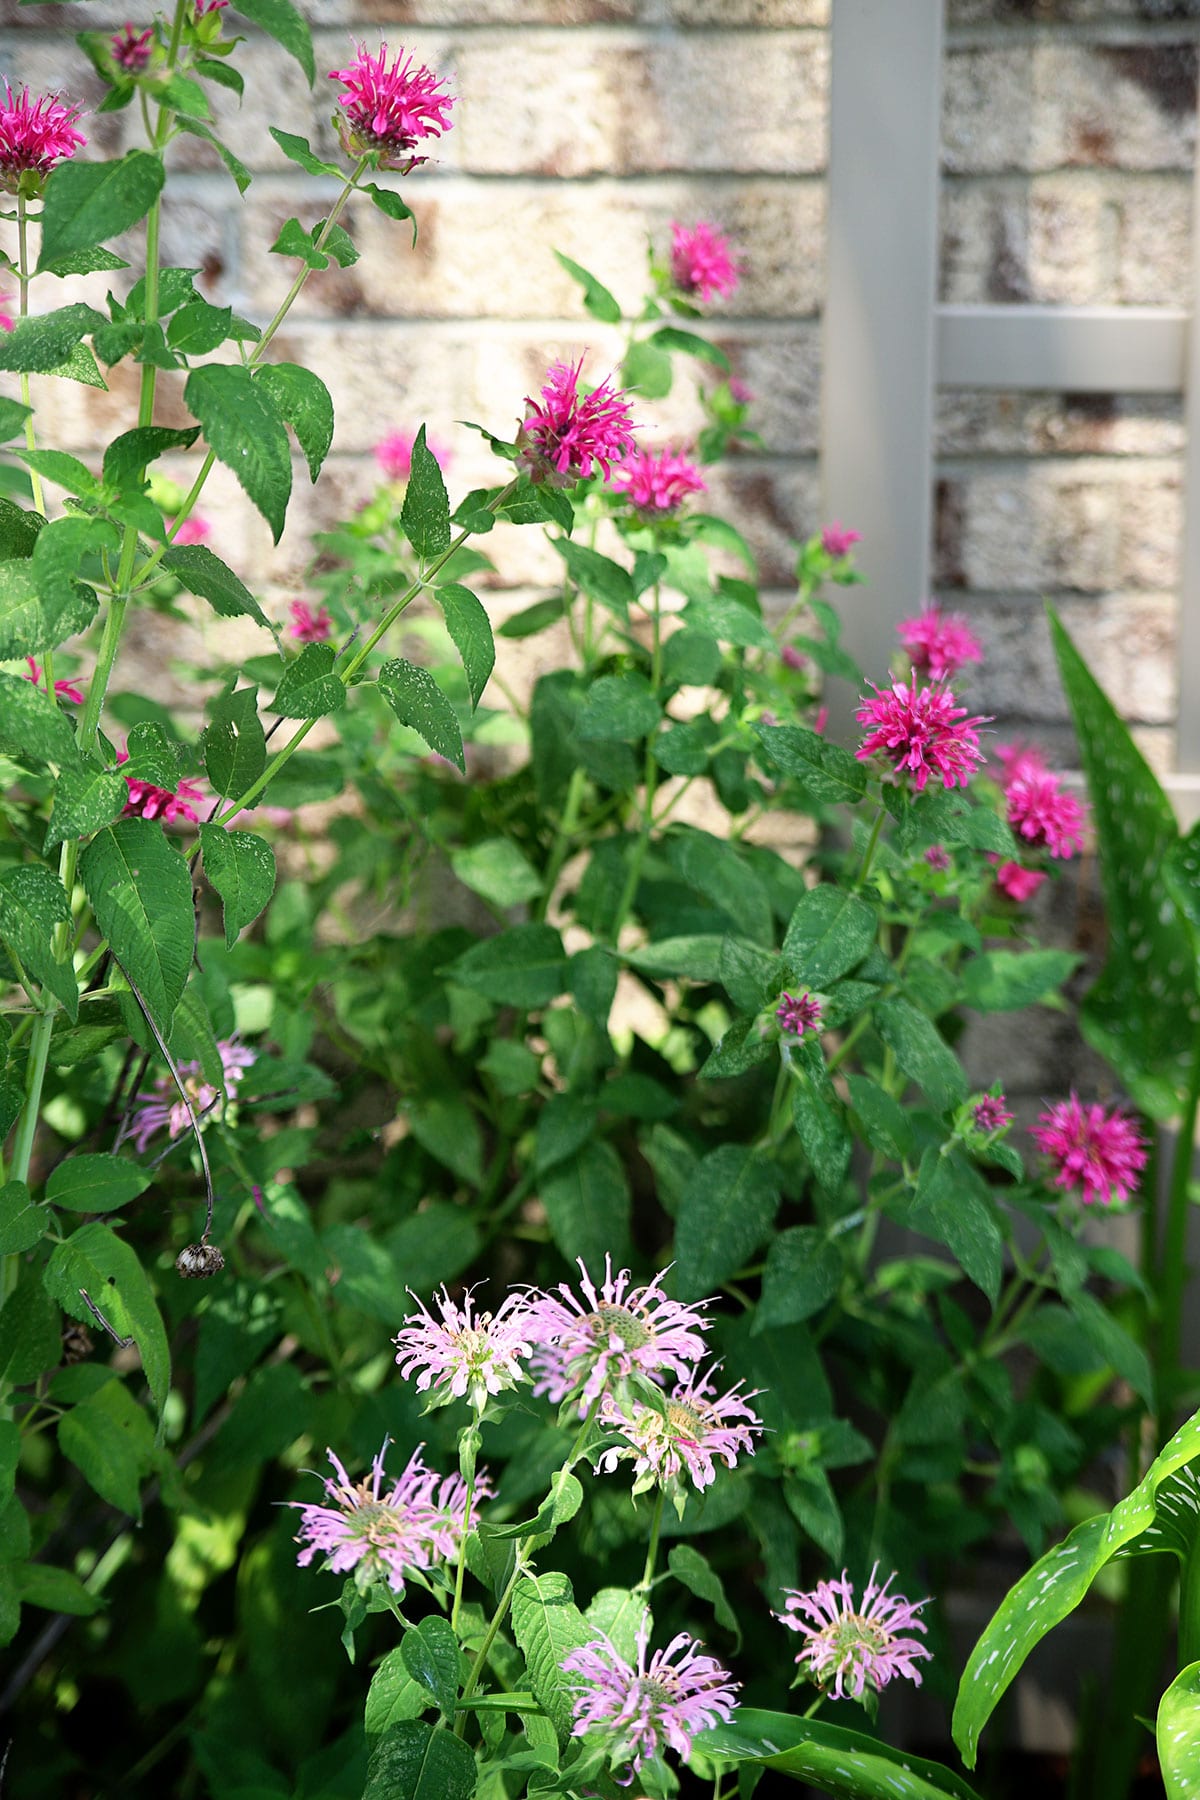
[821,0,1200,817]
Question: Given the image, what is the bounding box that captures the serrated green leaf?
[756,1225,843,1329]
[174,117,252,193]
[267,127,341,178]
[434,582,493,709]
[450,839,542,910]
[198,826,275,948]
[0,303,105,375]
[202,683,267,800]
[365,1649,430,1737]
[0,555,88,658]
[399,1615,460,1719]
[782,886,877,986]
[846,1073,914,1160]
[57,1378,154,1515]
[102,424,200,494]
[362,1720,476,1800]
[757,723,868,804]
[400,426,451,560]
[0,398,31,442]
[166,299,233,355]
[43,1222,170,1416]
[45,1153,150,1215]
[15,1562,100,1617]
[667,1544,741,1645]
[228,0,315,82]
[540,1141,631,1270]
[510,1570,594,1745]
[37,153,164,270]
[444,923,567,1005]
[675,1145,780,1300]
[271,642,344,719]
[378,658,464,771]
[0,498,44,559]
[961,949,1079,1013]
[185,363,292,542]
[876,996,967,1112]
[0,1273,59,1388]
[270,215,328,269]
[0,1181,44,1255]
[791,1049,852,1196]
[0,670,81,771]
[255,362,334,482]
[0,862,77,1017]
[79,819,194,1037]
[577,672,660,743]
[162,542,271,631]
[910,1147,1003,1303]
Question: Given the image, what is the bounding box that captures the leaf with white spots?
[697,1706,983,1798]
[1159,1658,1200,1799]
[953,1402,1200,1767]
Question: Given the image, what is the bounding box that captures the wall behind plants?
[0,0,1195,765]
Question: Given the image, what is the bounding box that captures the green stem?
[856,804,886,887]
[16,194,45,519]
[609,584,663,943]
[638,1487,665,1593]
[537,765,588,923]
[454,1558,525,1736]
[451,1446,477,1636]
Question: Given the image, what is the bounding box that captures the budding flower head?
[562,1622,739,1780]
[669,220,740,304]
[516,358,637,488]
[822,521,862,559]
[329,41,455,172]
[973,1092,1013,1133]
[897,604,984,683]
[393,1285,536,1412]
[111,25,155,74]
[289,599,332,643]
[776,1565,932,1702]
[776,990,822,1038]
[612,444,706,517]
[0,83,85,192]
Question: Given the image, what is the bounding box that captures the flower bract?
[1031,1092,1147,1207]
[562,1623,739,1777]
[776,1565,932,1701]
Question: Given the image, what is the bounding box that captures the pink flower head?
[0,84,85,188]
[289,599,333,643]
[821,522,862,560]
[973,1093,1013,1133]
[777,1566,932,1702]
[193,0,228,15]
[924,844,951,871]
[898,605,984,683]
[0,295,13,332]
[669,221,740,304]
[1006,770,1087,860]
[991,857,1047,903]
[289,1440,479,1596]
[612,444,706,516]
[812,704,829,736]
[329,41,455,170]
[855,680,990,793]
[394,1286,537,1412]
[596,1364,762,1495]
[517,358,637,489]
[776,990,822,1038]
[374,428,451,482]
[729,377,753,405]
[168,514,210,546]
[562,1623,739,1778]
[25,657,83,705]
[117,750,204,827]
[125,1038,254,1153]
[994,741,1049,790]
[111,25,154,72]
[1031,1092,1147,1208]
[782,644,807,672]
[524,1256,712,1410]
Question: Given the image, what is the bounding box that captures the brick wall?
[0,1,1196,764]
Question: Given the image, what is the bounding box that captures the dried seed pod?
[176,1242,225,1279]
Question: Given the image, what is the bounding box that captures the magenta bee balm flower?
[394,1286,537,1411]
[0,83,85,189]
[597,1364,762,1495]
[855,680,989,793]
[821,521,862,559]
[776,1565,932,1702]
[897,604,984,683]
[111,25,154,73]
[776,990,823,1038]
[524,1255,711,1408]
[329,41,455,170]
[613,444,706,515]
[562,1623,739,1778]
[973,1093,1013,1133]
[516,358,637,488]
[669,220,740,304]
[117,750,204,826]
[991,857,1046,903]
[1031,1092,1147,1208]
[289,599,333,643]
[1005,769,1087,859]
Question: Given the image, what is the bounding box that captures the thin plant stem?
[639,1487,666,1593]
[451,1449,477,1635]
[856,803,886,886]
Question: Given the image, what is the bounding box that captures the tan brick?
[936,391,1186,459]
[941,175,1117,304]
[1116,176,1194,304]
[967,591,1177,726]
[942,49,1034,176]
[669,0,828,19]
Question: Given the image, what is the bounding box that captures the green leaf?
[363,182,417,235]
[362,1720,476,1800]
[255,362,334,483]
[846,1073,914,1160]
[16,448,103,501]
[875,997,967,1112]
[400,426,451,560]
[756,1226,843,1329]
[701,1708,983,1800]
[0,497,44,558]
[0,1273,59,1388]
[407,1096,484,1188]
[162,543,271,632]
[577,672,661,742]
[399,1617,461,1720]
[1050,607,1200,1115]
[540,1141,631,1269]
[227,0,315,81]
[498,598,563,640]
[648,325,731,371]
[910,1148,1003,1303]
[0,1181,44,1255]
[37,153,164,270]
[667,1544,741,1645]
[202,683,267,798]
[445,924,567,1006]
[0,861,78,1016]
[674,1145,780,1300]
[185,363,292,542]
[102,424,200,493]
[0,1423,20,1505]
[43,1222,170,1415]
[510,1570,594,1746]
[270,214,329,270]
[961,949,1079,1013]
[782,887,877,987]
[555,540,635,618]
[757,724,868,804]
[1067,1289,1153,1405]
[365,1650,430,1737]
[434,582,494,709]
[57,1378,154,1516]
[45,1153,150,1215]
[554,250,622,323]
[271,643,345,719]
[79,820,195,1037]
[166,299,233,355]
[450,839,542,910]
[791,1050,852,1196]
[15,1563,100,1617]
[268,128,341,177]
[953,1402,1200,1766]
[174,118,252,194]
[0,303,104,375]
[622,336,673,399]
[684,594,775,651]
[378,659,464,771]
[199,826,276,948]
[571,945,618,1026]
[1158,1658,1200,1799]
[0,398,31,442]
[38,244,129,280]
[0,670,81,771]
[0,531,92,653]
